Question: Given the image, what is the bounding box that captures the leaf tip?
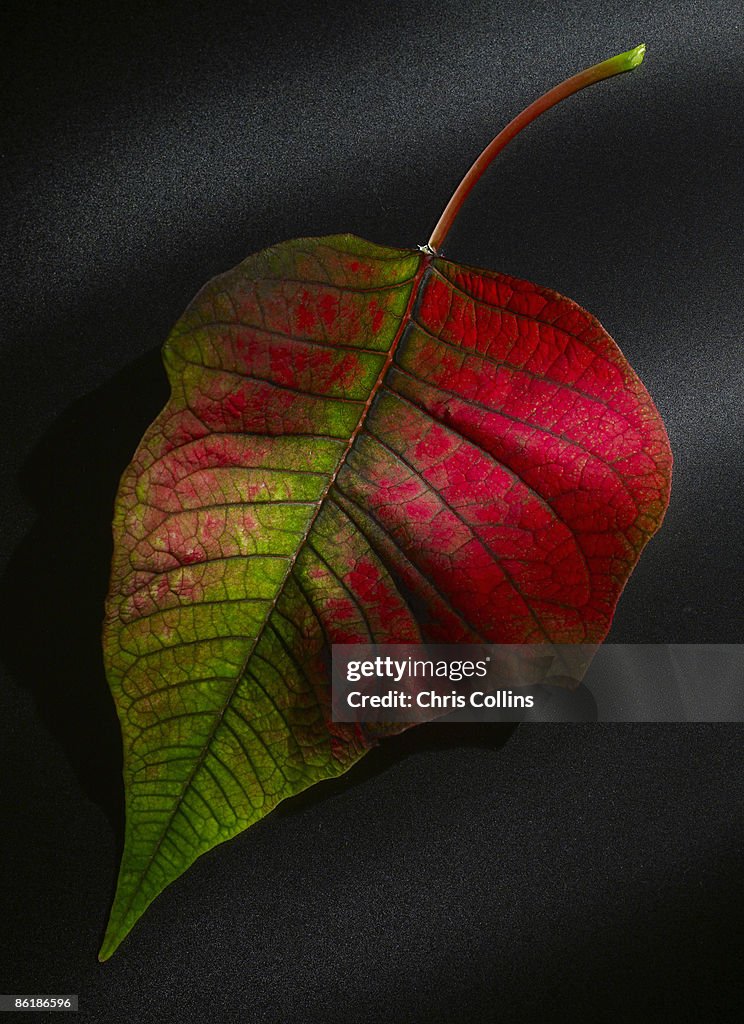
[97,942,114,963]
[98,910,132,962]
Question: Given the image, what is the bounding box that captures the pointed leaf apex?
[98,925,123,962]
[98,942,114,963]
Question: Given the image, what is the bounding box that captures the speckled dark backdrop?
[1,2,742,1021]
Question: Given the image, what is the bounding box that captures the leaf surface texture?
[101,234,671,957]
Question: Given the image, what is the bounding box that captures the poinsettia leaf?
[100,232,671,958]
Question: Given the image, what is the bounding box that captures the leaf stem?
[426,44,646,255]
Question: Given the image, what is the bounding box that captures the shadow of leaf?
[0,349,168,839]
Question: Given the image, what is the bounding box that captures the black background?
[1,1,742,1021]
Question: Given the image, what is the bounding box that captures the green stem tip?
[611,43,647,72]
